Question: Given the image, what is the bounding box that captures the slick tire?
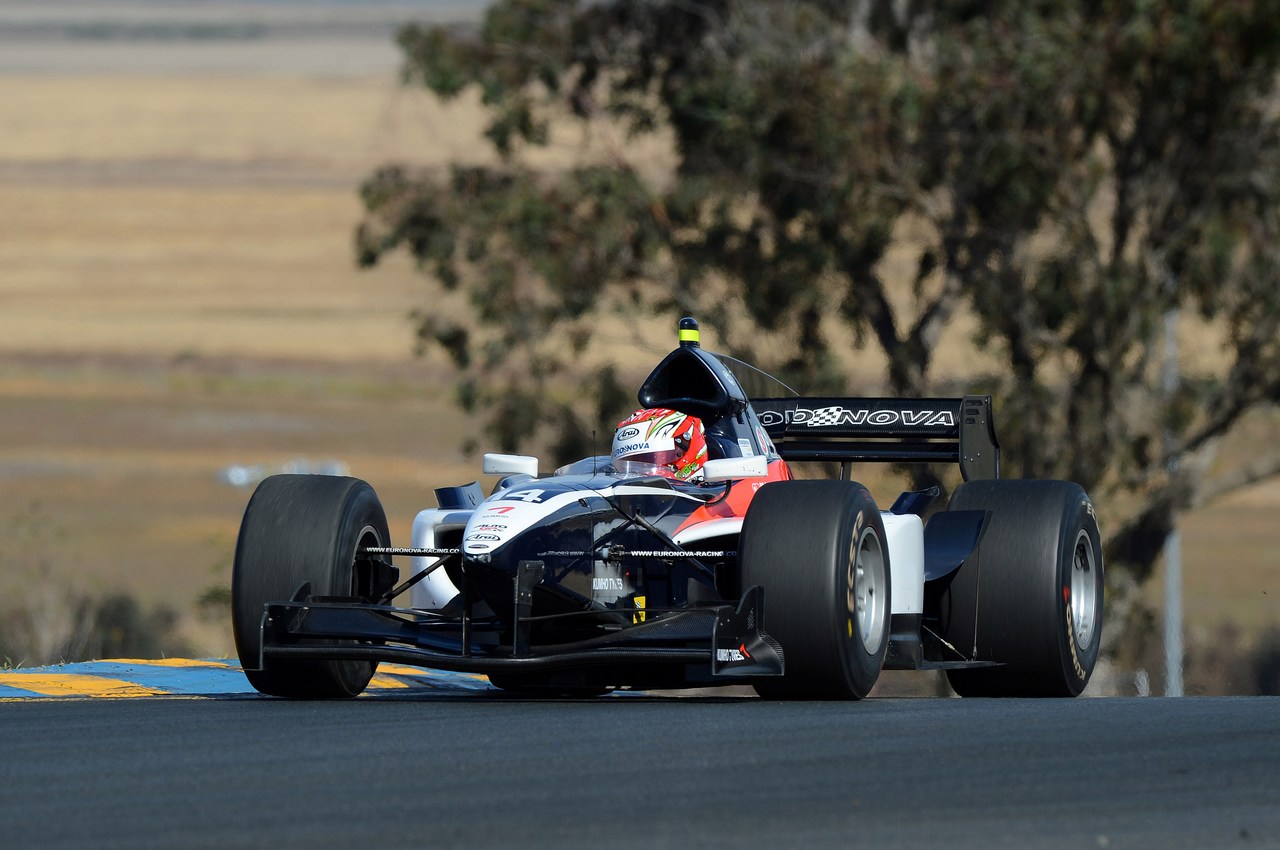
[939,479,1104,698]
[232,474,388,699]
[740,480,890,700]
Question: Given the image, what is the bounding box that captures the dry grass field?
[0,66,491,656]
[0,8,1275,685]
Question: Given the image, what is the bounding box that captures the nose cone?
[462,482,579,558]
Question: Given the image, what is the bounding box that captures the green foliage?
[1254,629,1280,696]
[89,594,188,660]
[1,503,196,666]
[359,0,1280,584]
[0,589,192,667]
[196,584,233,623]
[1111,619,1280,696]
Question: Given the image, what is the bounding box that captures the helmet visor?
[617,446,684,468]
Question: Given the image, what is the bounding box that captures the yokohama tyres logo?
[758,407,956,428]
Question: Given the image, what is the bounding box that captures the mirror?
[482,453,539,476]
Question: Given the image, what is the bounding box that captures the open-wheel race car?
[232,318,1104,699]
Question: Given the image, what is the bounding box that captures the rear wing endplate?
[752,395,1000,481]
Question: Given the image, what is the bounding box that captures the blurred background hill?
[0,1,1274,694]
[0,0,490,661]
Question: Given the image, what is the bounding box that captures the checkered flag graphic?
[803,406,848,427]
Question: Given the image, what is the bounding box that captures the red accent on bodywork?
[673,458,792,535]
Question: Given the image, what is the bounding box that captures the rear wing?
[752,395,1000,482]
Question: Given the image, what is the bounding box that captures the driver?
[611,408,708,481]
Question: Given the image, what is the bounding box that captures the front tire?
[937,479,1104,697]
[739,481,891,699]
[232,474,389,699]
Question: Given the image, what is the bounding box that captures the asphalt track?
[2,661,1278,849]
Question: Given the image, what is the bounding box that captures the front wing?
[250,581,784,687]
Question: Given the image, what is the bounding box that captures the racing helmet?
[611,408,708,481]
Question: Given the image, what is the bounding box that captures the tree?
[356,0,1280,605]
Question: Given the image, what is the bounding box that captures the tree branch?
[907,269,962,369]
[1193,447,1280,508]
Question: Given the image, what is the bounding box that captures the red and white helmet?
[612,408,708,481]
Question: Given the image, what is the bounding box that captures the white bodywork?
[879,512,924,615]
[408,508,469,609]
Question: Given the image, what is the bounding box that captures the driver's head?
[612,408,707,480]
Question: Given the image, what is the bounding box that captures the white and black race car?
[232,319,1104,699]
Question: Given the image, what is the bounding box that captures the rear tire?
[740,481,890,700]
[232,474,388,699]
[938,479,1104,697]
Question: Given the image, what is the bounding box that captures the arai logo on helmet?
[615,426,641,441]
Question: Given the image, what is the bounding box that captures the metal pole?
[1162,306,1184,697]
[1163,527,1183,696]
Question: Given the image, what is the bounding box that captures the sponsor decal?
[1064,586,1086,681]
[466,534,501,542]
[484,506,516,515]
[469,524,507,532]
[754,424,775,455]
[847,511,866,618]
[615,426,641,441]
[612,441,652,459]
[716,644,753,663]
[758,407,956,429]
[738,438,754,457]
[591,566,630,604]
[469,543,492,552]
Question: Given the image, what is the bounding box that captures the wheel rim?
[351,524,383,600]
[1070,529,1098,649]
[848,526,887,655]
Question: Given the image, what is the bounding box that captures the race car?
[232,318,1104,699]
